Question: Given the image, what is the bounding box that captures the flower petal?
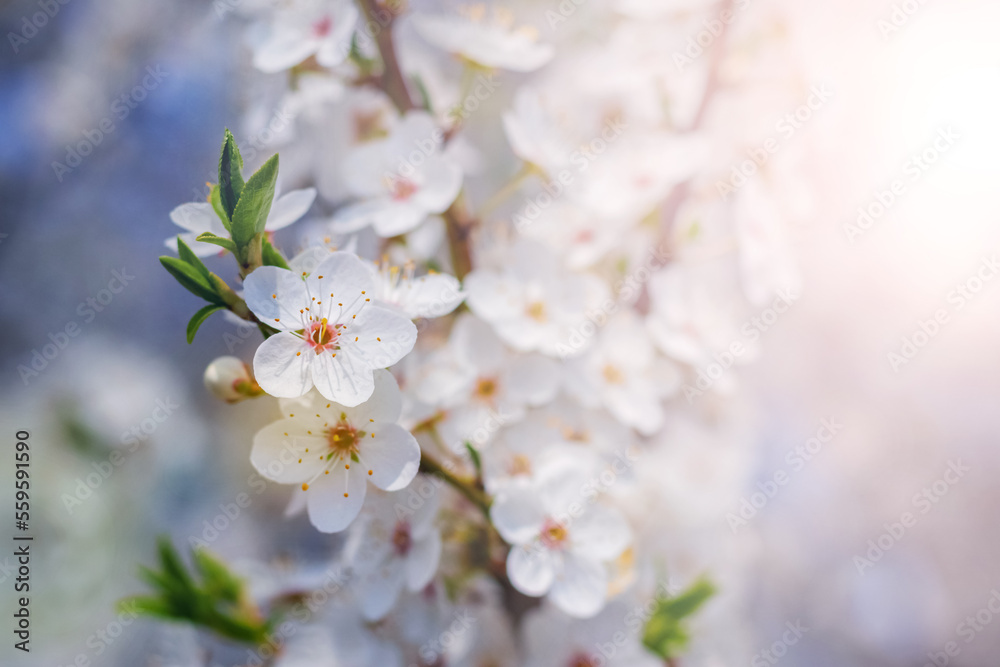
[169,202,215,233]
[344,304,418,369]
[571,505,631,561]
[364,423,420,492]
[306,464,367,533]
[405,531,441,591]
[251,419,326,484]
[254,332,314,398]
[490,478,545,545]
[358,561,406,621]
[506,544,555,597]
[310,348,376,407]
[548,554,607,618]
[244,266,310,331]
[266,187,317,231]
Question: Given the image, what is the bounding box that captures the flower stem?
[477,162,537,219]
[356,0,416,113]
[418,450,491,519]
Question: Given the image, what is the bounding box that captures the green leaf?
[193,549,243,603]
[218,129,244,220]
[187,304,225,344]
[230,154,279,249]
[160,256,223,305]
[261,237,290,269]
[196,232,237,254]
[643,577,715,660]
[464,441,482,477]
[209,185,231,233]
[176,236,211,280]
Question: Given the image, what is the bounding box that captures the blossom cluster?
[156,0,805,664]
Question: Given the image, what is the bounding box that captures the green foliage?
[196,232,238,255]
[187,304,225,343]
[230,154,279,250]
[218,129,245,222]
[261,237,290,269]
[121,537,272,645]
[643,577,716,660]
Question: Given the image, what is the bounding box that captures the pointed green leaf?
[187,304,225,344]
[464,441,482,476]
[160,256,223,304]
[196,232,237,254]
[176,236,211,279]
[209,184,231,232]
[218,129,244,220]
[643,577,715,660]
[261,237,290,269]
[230,154,279,249]
[193,549,243,603]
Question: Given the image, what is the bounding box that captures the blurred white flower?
[366,260,465,320]
[331,112,463,237]
[343,487,442,620]
[491,457,631,617]
[412,8,554,72]
[251,371,420,533]
[248,0,359,73]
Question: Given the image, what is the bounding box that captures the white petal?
[370,201,429,238]
[505,354,559,406]
[451,314,505,374]
[253,28,317,73]
[251,420,326,484]
[266,188,317,231]
[344,304,418,369]
[253,332,314,398]
[364,424,420,492]
[411,155,462,213]
[306,465,367,533]
[490,479,545,545]
[330,199,387,234]
[358,562,406,621]
[392,273,464,319]
[506,544,555,597]
[307,252,377,314]
[169,202,215,233]
[310,348,376,407]
[243,266,310,331]
[571,505,631,561]
[536,457,591,517]
[549,554,607,618]
[405,531,441,591]
[345,369,403,424]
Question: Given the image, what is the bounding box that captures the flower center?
[352,109,388,142]
[474,377,498,400]
[525,301,547,322]
[387,176,419,201]
[392,521,412,556]
[312,15,333,37]
[539,518,569,549]
[306,319,341,354]
[509,454,532,476]
[567,654,598,667]
[326,420,361,460]
[602,364,625,385]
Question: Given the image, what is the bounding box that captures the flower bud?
[203,356,263,403]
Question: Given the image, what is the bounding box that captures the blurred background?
[2,0,1000,665]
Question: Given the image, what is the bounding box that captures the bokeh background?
[2,0,1000,665]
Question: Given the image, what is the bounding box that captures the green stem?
[417,448,491,519]
[477,162,537,219]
